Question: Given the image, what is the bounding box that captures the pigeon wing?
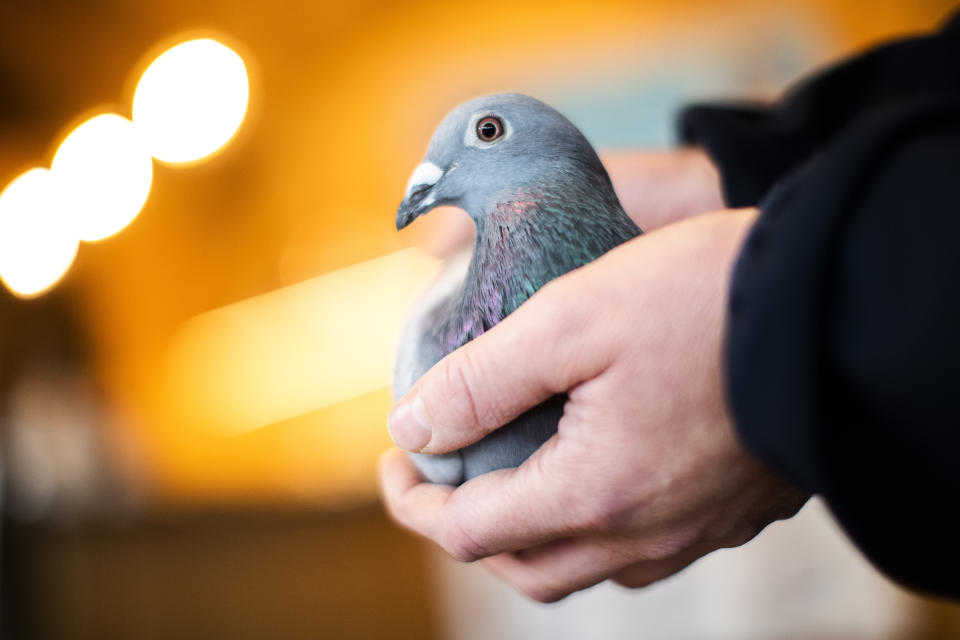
[393,249,472,484]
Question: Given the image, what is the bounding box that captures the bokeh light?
[52,113,153,242]
[132,38,249,163]
[0,168,78,298]
[166,248,442,435]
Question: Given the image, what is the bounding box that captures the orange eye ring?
[476,116,504,142]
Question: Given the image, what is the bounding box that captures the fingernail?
[388,393,432,452]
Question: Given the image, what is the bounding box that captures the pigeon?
[393,93,641,485]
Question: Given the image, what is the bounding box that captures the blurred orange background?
[3,0,955,505]
[2,1,959,638]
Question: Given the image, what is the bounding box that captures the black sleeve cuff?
[678,103,814,207]
[725,97,960,599]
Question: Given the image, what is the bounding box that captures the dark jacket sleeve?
[682,12,960,599]
[679,11,960,207]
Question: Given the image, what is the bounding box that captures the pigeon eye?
[476,117,504,142]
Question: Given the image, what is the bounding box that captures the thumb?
[388,280,602,454]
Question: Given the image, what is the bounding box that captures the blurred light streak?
[0,169,78,298]
[52,114,153,241]
[133,38,249,164]
[166,248,442,435]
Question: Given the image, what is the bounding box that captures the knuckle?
[385,496,413,529]
[639,526,706,562]
[575,490,637,534]
[720,523,762,550]
[520,580,568,604]
[512,568,571,603]
[613,572,659,590]
[638,537,690,563]
[439,518,488,563]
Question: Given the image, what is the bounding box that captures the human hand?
[380,207,807,602]
[603,146,724,230]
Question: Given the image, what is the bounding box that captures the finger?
[480,531,712,602]
[388,278,608,455]
[383,436,594,561]
[610,550,702,589]
[421,437,617,561]
[378,449,454,540]
[482,537,639,603]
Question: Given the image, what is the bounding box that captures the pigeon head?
[396,93,614,230]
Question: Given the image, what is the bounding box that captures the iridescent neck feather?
[437,181,640,352]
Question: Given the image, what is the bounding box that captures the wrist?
[601,147,725,230]
[677,146,724,209]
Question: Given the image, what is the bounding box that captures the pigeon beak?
[396,162,445,230]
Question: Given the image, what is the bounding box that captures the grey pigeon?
[393,93,641,485]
